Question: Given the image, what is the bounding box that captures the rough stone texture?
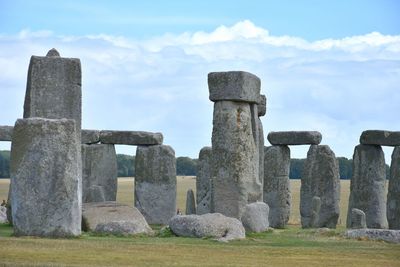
[196,147,212,215]
[310,196,321,228]
[82,144,117,203]
[135,145,176,224]
[10,118,81,237]
[263,145,291,228]
[185,189,196,215]
[267,131,322,146]
[345,229,400,243]
[241,202,269,232]
[301,145,340,228]
[82,129,100,144]
[0,125,13,141]
[257,94,266,117]
[360,130,400,146]
[388,146,400,229]
[347,145,388,229]
[169,213,245,242]
[208,71,261,103]
[350,208,367,229]
[99,130,163,145]
[23,50,82,140]
[46,48,60,57]
[0,206,7,223]
[82,202,152,235]
[211,100,261,219]
[257,117,265,202]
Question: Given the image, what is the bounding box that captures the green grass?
[0,178,398,267]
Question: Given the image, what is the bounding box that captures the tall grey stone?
[185,189,196,215]
[257,94,266,117]
[209,71,262,219]
[82,144,117,203]
[267,131,322,146]
[347,145,388,229]
[300,145,340,228]
[196,147,212,215]
[388,146,400,229]
[360,130,400,146]
[134,145,176,224]
[263,145,291,228]
[350,208,367,229]
[23,49,82,140]
[10,118,81,237]
[0,125,13,141]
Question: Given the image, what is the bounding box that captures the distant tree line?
[0,151,390,179]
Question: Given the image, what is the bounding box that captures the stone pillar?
[209,71,262,219]
[257,94,266,201]
[81,144,118,203]
[263,145,291,228]
[347,145,388,229]
[301,145,340,228]
[134,145,176,224]
[10,118,81,237]
[196,147,212,215]
[185,189,196,215]
[388,146,400,229]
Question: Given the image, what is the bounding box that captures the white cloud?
[0,21,399,160]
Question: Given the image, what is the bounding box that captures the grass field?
[0,178,398,267]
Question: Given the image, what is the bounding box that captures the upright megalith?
[10,118,81,237]
[300,145,340,228]
[134,145,176,224]
[388,146,400,229]
[263,145,291,228]
[23,49,82,139]
[196,147,212,215]
[350,208,367,229]
[81,144,118,203]
[347,145,388,229]
[257,95,266,202]
[185,189,196,215]
[209,71,262,219]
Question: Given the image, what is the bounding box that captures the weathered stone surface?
[388,146,400,229]
[241,202,269,232]
[82,129,100,144]
[82,202,152,235]
[196,147,212,215]
[347,145,388,229]
[46,48,60,57]
[360,130,400,146]
[169,213,245,242]
[23,50,82,139]
[11,118,81,237]
[0,206,7,223]
[82,144,117,203]
[208,71,261,103]
[0,125,13,141]
[99,130,163,145]
[350,208,367,229]
[263,145,291,228]
[185,189,196,215]
[135,145,176,224]
[257,94,266,117]
[345,229,400,243]
[211,100,260,219]
[301,145,340,228]
[257,116,265,202]
[310,196,321,228]
[267,131,322,146]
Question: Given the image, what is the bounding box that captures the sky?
[0,0,399,160]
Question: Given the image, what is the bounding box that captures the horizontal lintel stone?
[99,130,163,145]
[267,131,322,145]
[360,130,400,146]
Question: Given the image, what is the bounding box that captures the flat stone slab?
[82,202,152,235]
[360,130,400,146]
[100,130,163,145]
[81,129,100,144]
[0,126,13,141]
[208,71,261,103]
[345,229,400,243]
[267,131,322,145]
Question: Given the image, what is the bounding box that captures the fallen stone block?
[241,202,269,233]
[345,229,400,243]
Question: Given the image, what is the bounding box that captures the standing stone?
[209,71,261,219]
[10,118,81,237]
[82,144,117,203]
[388,146,400,229]
[301,145,340,228]
[196,147,212,215]
[0,125,13,141]
[185,189,196,215]
[263,145,291,228]
[135,145,176,224]
[347,145,388,229]
[350,208,367,229]
[310,196,321,228]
